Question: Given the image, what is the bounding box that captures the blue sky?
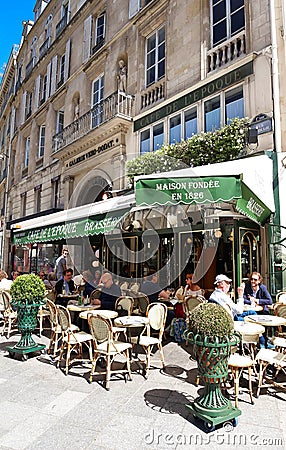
[0,1,35,77]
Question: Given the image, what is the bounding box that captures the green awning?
[135,176,272,226]
[13,208,130,245]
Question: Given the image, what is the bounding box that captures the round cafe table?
[244,315,286,327]
[67,303,101,313]
[243,304,263,312]
[234,321,265,335]
[79,309,118,320]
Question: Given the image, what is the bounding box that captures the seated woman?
[184,274,203,297]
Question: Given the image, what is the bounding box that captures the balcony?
[207,31,246,73]
[39,37,50,59]
[56,15,68,39]
[52,91,134,153]
[141,79,165,109]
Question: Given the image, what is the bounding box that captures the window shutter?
[34,75,41,110]
[46,61,52,97]
[22,91,27,123]
[129,0,140,18]
[50,55,58,94]
[64,39,71,82]
[83,15,92,63]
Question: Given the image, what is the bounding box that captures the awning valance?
[135,156,275,227]
[12,194,135,245]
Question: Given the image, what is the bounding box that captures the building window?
[45,14,53,40]
[31,36,38,63]
[51,176,60,208]
[146,26,165,87]
[184,107,197,139]
[38,125,45,158]
[58,54,65,86]
[41,74,47,103]
[204,96,220,132]
[140,122,164,154]
[169,115,181,144]
[25,137,30,167]
[91,75,104,128]
[20,192,27,216]
[57,110,64,133]
[204,86,244,131]
[34,185,42,213]
[211,0,245,47]
[25,92,33,119]
[95,12,106,46]
[225,86,244,124]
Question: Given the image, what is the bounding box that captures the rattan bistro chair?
[137,302,167,377]
[115,296,134,316]
[88,314,132,390]
[1,291,17,338]
[132,293,150,316]
[256,347,286,397]
[56,305,93,375]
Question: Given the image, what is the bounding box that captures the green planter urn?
[184,303,241,431]
[7,274,46,360]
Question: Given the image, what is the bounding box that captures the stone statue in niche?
[73,98,80,121]
[117,59,127,92]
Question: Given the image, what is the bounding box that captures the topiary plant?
[10,274,46,305]
[189,302,234,341]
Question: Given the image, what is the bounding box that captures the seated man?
[55,268,75,307]
[91,272,121,310]
[208,274,245,319]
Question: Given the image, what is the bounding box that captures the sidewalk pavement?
[0,330,285,450]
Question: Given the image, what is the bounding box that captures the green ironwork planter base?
[6,343,45,356]
[186,401,241,430]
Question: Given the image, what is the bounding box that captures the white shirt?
[0,279,13,290]
[209,288,244,318]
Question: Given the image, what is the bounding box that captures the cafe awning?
[135,155,275,226]
[12,193,135,245]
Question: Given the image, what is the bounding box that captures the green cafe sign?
[135,176,272,225]
[134,61,253,132]
[13,209,130,245]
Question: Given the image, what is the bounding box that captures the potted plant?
[184,303,241,431]
[7,274,46,359]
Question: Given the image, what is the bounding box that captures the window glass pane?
[153,123,164,150]
[205,97,220,131]
[213,1,226,23]
[184,108,197,138]
[147,34,156,52]
[147,67,155,86]
[170,115,181,143]
[140,130,150,154]
[147,50,155,68]
[225,87,244,123]
[158,61,165,79]
[213,20,227,45]
[231,9,245,35]
[230,0,244,13]
[158,27,165,44]
[158,42,165,61]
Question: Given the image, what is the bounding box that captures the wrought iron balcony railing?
[52,91,134,153]
[56,14,68,39]
[39,37,51,59]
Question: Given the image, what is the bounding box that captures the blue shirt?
[100,283,121,310]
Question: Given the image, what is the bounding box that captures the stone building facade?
[0,0,285,290]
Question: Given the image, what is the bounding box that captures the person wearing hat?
[209,274,245,319]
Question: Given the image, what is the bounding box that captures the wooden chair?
[56,305,93,374]
[228,353,255,408]
[1,291,17,338]
[256,347,286,397]
[185,295,205,319]
[115,296,134,316]
[133,292,149,316]
[87,314,132,390]
[137,302,168,377]
[37,304,50,336]
[275,304,286,337]
[276,291,286,304]
[46,299,79,356]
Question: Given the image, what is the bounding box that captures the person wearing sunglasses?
[209,274,245,318]
[243,272,272,313]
